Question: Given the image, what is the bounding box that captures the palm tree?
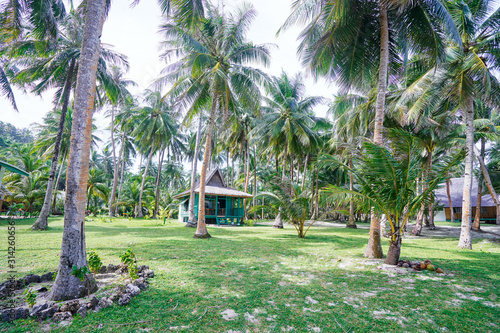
[322,129,462,264]
[281,0,460,258]
[105,66,135,216]
[253,71,323,228]
[399,0,500,248]
[7,9,128,230]
[159,3,270,238]
[49,0,106,302]
[133,90,177,218]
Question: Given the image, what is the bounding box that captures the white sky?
[0,0,335,135]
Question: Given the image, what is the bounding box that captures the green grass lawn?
[1,217,500,332]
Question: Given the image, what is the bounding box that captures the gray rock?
[137,265,149,273]
[107,264,119,272]
[40,272,55,282]
[99,265,107,273]
[60,300,80,314]
[86,296,99,309]
[30,302,50,317]
[140,269,154,279]
[37,305,58,320]
[2,309,15,322]
[52,311,72,322]
[98,297,113,309]
[126,284,140,297]
[118,293,132,306]
[76,306,87,318]
[15,307,29,320]
[133,278,148,291]
[24,274,41,285]
[109,293,120,302]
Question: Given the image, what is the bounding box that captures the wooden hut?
[434,177,497,222]
[174,168,252,226]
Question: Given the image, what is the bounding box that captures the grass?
[1,217,500,332]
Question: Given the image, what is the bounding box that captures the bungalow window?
[481,207,488,214]
[453,207,462,214]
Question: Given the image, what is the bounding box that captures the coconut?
[436,268,444,274]
[426,264,435,271]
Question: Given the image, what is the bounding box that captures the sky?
[0,0,335,137]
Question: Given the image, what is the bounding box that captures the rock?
[140,269,154,279]
[436,268,444,274]
[424,259,431,264]
[76,306,87,318]
[427,264,435,271]
[37,287,48,293]
[107,264,119,272]
[40,272,54,282]
[403,263,410,268]
[413,266,421,271]
[118,293,132,306]
[109,293,120,302]
[98,297,113,309]
[30,303,50,317]
[99,265,107,273]
[14,307,29,320]
[37,306,59,320]
[52,311,72,322]
[15,278,25,289]
[87,296,99,310]
[60,300,80,314]
[1,307,28,322]
[126,284,140,297]
[137,265,149,273]
[133,278,148,291]
[397,261,404,267]
[24,274,41,285]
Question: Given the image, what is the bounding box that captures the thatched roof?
[434,177,497,208]
[174,168,253,199]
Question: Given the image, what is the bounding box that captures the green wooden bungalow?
[174,168,252,226]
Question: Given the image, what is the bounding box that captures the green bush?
[88,250,103,274]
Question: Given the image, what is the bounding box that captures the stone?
[52,311,73,322]
[140,269,154,279]
[76,306,87,318]
[98,297,113,309]
[87,296,99,310]
[40,272,54,282]
[37,287,48,293]
[37,306,59,320]
[126,284,140,297]
[133,278,148,291]
[99,265,107,273]
[2,309,15,322]
[30,303,50,317]
[107,264,119,272]
[24,274,41,285]
[118,293,132,306]
[60,300,80,314]
[137,265,149,273]
[109,293,120,302]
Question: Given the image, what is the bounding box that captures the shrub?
[88,250,103,274]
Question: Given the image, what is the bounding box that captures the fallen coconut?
[436,268,444,274]
[427,264,435,271]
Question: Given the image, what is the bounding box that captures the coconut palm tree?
[398,0,500,249]
[281,0,460,258]
[49,0,106,302]
[252,71,323,228]
[159,3,270,238]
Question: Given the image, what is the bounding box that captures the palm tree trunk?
[50,0,104,301]
[473,143,500,225]
[458,97,474,249]
[244,140,250,220]
[108,106,119,216]
[273,141,287,228]
[187,115,203,227]
[473,139,485,230]
[153,148,165,219]
[413,152,432,235]
[446,176,454,222]
[32,59,76,230]
[194,97,217,239]
[253,147,257,220]
[347,158,357,228]
[137,149,154,217]
[116,137,127,215]
[302,154,308,190]
[364,0,388,259]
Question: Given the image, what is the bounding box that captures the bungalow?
[434,177,497,222]
[174,168,253,226]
